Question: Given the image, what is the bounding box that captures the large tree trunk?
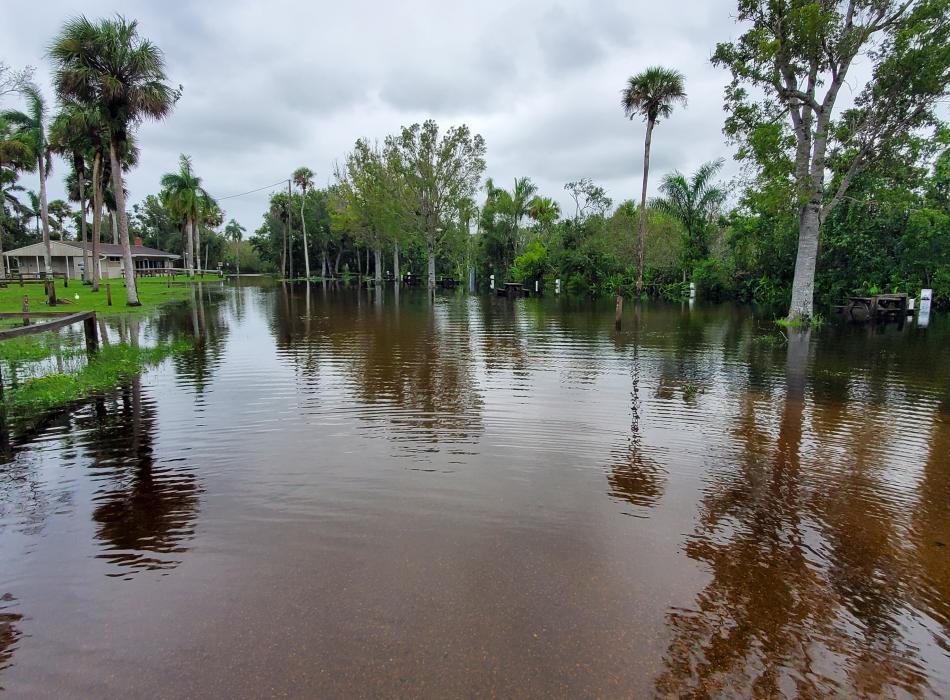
[281,221,288,279]
[635,117,655,296]
[393,241,400,284]
[38,154,52,275]
[321,250,327,278]
[108,139,140,306]
[374,247,382,283]
[787,201,821,323]
[110,210,118,245]
[427,242,436,290]
[300,194,310,279]
[185,217,195,276]
[334,249,341,275]
[91,152,103,292]
[356,245,362,276]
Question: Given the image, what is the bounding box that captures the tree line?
[2,1,949,316]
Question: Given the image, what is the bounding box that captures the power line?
[214,178,289,201]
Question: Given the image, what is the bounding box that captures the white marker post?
[919,289,932,328]
[535,280,539,294]
[555,279,561,294]
[689,282,696,300]
[489,274,495,291]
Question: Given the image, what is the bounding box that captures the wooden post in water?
[615,294,623,330]
[106,283,113,306]
[21,296,29,326]
[83,314,99,356]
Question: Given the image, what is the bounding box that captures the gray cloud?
[1,0,743,232]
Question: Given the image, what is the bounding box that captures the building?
[2,239,180,279]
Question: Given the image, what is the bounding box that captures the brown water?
[1,283,948,698]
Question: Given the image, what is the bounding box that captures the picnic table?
[844,294,908,320]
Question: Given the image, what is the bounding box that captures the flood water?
[1,282,948,698]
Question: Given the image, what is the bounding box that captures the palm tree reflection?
[78,377,200,576]
[607,335,665,513]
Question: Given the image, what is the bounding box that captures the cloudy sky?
[2,0,747,233]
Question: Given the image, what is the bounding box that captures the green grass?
[775,312,825,330]
[0,274,223,316]
[3,340,190,414]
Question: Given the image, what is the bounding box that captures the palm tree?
[0,115,34,276]
[199,199,223,271]
[652,159,726,280]
[51,15,179,305]
[2,84,53,274]
[527,195,560,232]
[292,166,314,279]
[47,199,71,239]
[48,103,98,281]
[224,219,245,277]
[622,66,686,295]
[160,154,213,277]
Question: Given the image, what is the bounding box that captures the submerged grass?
[0,275,223,316]
[3,340,190,414]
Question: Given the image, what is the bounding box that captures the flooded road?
[1,283,948,697]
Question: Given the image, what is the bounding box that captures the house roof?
[3,240,180,259]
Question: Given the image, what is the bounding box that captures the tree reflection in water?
[0,593,23,689]
[607,310,665,513]
[655,328,938,698]
[78,376,200,577]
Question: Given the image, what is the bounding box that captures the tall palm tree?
[224,218,245,277]
[48,103,98,281]
[3,84,53,274]
[652,159,726,280]
[199,199,223,271]
[622,66,686,295]
[292,166,314,279]
[51,15,179,305]
[160,154,213,277]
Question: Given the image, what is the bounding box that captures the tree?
[622,66,687,295]
[652,159,727,277]
[714,0,950,322]
[0,115,34,275]
[0,62,34,101]
[386,120,486,288]
[292,166,314,279]
[48,102,100,281]
[160,154,213,276]
[3,84,54,274]
[564,178,613,223]
[528,195,561,232]
[51,15,179,305]
[496,177,538,250]
[47,200,72,239]
[224,218,245,277]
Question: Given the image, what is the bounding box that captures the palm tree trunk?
[38,154,52,275]
[393,241,400,284]
[108,139,140,306]
[281,221,287,279]
[194,219,202,273]
[234,237,241,277]
[76,157,89,283]
[300,194,310,279]
[186,217,195,276]
[91,152,103,292]
[110,210,118,245]
[635,118,655,296]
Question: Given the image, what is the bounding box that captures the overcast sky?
[2,0,747,233]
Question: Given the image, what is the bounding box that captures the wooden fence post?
[83,314,99,356]
[106,284,112,306]
[21,296,29,326]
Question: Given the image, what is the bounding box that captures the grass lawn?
[0,274,224,316]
